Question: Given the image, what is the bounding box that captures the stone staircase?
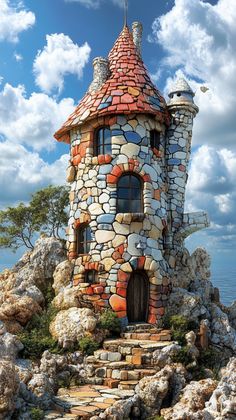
[45,325,173,419]
[84,324,172,391]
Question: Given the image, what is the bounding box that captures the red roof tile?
[54,26,170,141]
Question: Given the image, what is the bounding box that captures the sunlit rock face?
[54,25,208,326]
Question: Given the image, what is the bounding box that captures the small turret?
[168,77,198,114]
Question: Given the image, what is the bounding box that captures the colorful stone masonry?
[54,23,209,326]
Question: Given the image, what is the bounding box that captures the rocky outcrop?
[49,307,98,348]
[0,360,19,418]
[0,236,66,332]
[0,321,23,360]
[203,357,236,419]
[167,247,236,356]
[52,260,73,295]
[136,364,186,417]
[161,378,217,419]
[52,286,81,310]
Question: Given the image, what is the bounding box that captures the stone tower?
[54,23,209,326]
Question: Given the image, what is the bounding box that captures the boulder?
[0,322,23,360]
[0,295,42,326]
[161,378,217,419]
[210,304,236,354]
[136,366,171,414]
[153,343,181,368]
[52,260,73,295]
[203,357,236,419]
[52,286,81,310]
[0,360,19,418]
[27,373,54,409]
[49,307,97,348]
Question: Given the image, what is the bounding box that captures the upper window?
[117,173,143,213]
[150,130,161,150]
[76,224,93,255]
[95,127,112,155]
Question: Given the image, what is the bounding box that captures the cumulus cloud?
[150,0,236,149]
[14,52,23,62]
[186,145,236,250]
[0,141,68,207]
[0,83,75,151]
[33,33,91,94]
[0,0,35,43]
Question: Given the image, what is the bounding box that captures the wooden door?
[127,271,149,323]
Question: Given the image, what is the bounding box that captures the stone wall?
[66,114,172,325]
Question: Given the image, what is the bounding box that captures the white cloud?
[0,0,35,43]
[0,141,68,207]
[150,0,236,149]
[33,33,91,94]
[186,145,236,249]
[0,83,75,151]
[14,52,23,62]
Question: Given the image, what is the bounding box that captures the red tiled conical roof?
[54,25,169,142]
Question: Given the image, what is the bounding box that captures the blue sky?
[0,0,235,300]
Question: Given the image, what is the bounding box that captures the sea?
[211,264,236,307]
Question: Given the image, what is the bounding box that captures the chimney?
[132,22,143,56]
[88,57,110,93]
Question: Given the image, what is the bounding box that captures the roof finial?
[124,0,128,27]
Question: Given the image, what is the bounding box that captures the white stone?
[113,222,130,235]
[121,143,140,157]
[95,230,115,243]
[89,203,104,215]
[142,164,157,182]
[99,193,109,204]
[175,177,185,187]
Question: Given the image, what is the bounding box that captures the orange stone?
[109,294,126,312]
[116,311,127,318]
[117,288,127,297]
[107,174,117,184]
[154,189,161,200]
[148,314,157,324]
[128,86,140,96]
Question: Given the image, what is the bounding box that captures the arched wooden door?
[127,271,149,323]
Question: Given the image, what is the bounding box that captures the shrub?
[163,315,198,345]
[30,407,44,420]
[18,304,61,359]
[172,346,194,365]
[98,309,121,336]
[78,336,100,355]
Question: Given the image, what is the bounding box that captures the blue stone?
[99,164,112,175]
[139,152,146,159]
[169,144,181,153]
[120,317,129,329]
[130,258,138,270]
[142,136,148,146]
[168,158,181,165]
[98,102,110,110]
[97,175,106,180]
[98,224,113,230]
[97,214,115,224]
[124,131,141,144]
[112,130,124,136]
[176,206,184,214]
[87,197,93,205]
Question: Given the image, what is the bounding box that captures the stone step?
[118,380,139,390]
[125,323,160,332]
[121,331,171,341]
[94,349,122,362]
[103,338,174,353]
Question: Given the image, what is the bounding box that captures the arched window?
[117,173,143,213]
[95,127,112,155]
[85,270,98,284]
[76,224,93,254]
[150,130,161,150]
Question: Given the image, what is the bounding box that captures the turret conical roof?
[55,25,169,142]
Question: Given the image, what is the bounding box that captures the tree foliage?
[0,185,69,251]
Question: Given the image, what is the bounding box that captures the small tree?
[0,185,69,251]
[30,185,69,239]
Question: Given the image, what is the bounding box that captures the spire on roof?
[124,0,128,27]
[168,77,194,97]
